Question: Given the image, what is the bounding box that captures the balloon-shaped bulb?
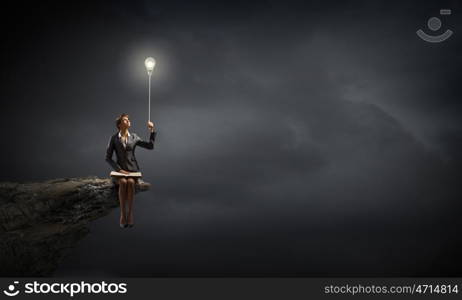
[145,57,156,75]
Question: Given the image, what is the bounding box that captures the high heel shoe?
[127,214,134,228]
[119,223,128,228]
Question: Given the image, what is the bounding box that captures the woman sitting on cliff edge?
[105,113,157,228]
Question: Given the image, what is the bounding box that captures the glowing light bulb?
[144,57,156,75]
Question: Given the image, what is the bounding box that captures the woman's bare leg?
[126,178,136,225]
[118,178,128,225]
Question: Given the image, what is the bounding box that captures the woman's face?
[119,116,131,130]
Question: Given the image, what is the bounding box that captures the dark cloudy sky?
[2,0,462,276]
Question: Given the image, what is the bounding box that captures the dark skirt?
[111,176,140,186]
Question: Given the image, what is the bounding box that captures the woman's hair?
[115,113,129,129]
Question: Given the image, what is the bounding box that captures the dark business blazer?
[106,131,157,172]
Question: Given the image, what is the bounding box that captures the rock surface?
[0,176,149,276]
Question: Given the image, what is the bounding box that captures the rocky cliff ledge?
[0,176,149,276]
